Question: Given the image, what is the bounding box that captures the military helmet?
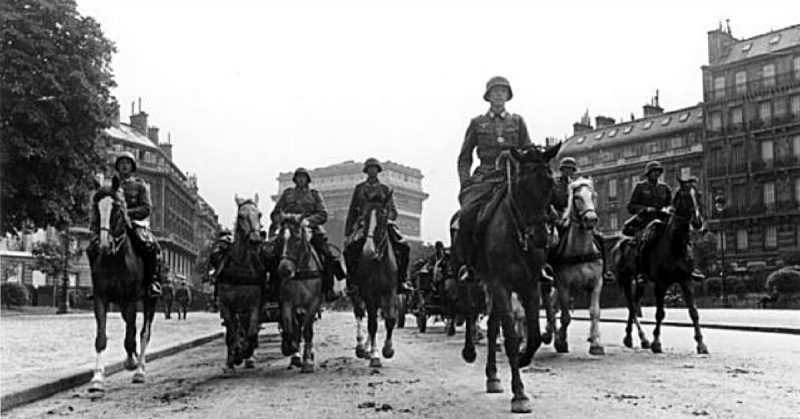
[218,228,232,238]
[559,157,577,171]
[644,161,664,176]
[483,76,513,101]
[363,158,383,173]
[114,151,137,172]
[292,167,312,183]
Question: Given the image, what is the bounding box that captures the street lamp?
[713,196,731,308]
[57,223,71,314]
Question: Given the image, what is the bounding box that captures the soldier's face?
[294,175,309,188]
[487,86,510,106]
[561,167,576,178]
[647,170,662,181]
[117,159,133,175]
[366,167,379,177]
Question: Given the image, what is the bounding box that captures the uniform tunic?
[345,179,397,237]
[270,186,328,229]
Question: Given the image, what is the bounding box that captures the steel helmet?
[114,151,137,172]
[644,161,664,176]
[559,157,577,171]
[363,158,383,173]
[483,76,513,101]
[293,167,312,183]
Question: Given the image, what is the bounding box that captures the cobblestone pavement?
[0,311,223,397]
[572,307,800,330]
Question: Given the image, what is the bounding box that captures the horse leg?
[89,298,108,393]
[133,298,156,383]
[554,285,571,353]
[540,282,555,345]
[219,300,236,374]
[121,304,138,371]
[498,295,530,413]
[382,295,396,359]
[680,280,709,354]
[651,283,666,354]
[622,276,635,348]
[485,306,503,393]
[353,295,367,359]
[462,311,477,363]
[280,301,296,357]
[301,313,315,373]
[519,280,542,368]
[632,279,650,348]
[290,311,302,368]
[367,304,381,367]
[243,298,260,368]
[588,273,604,356]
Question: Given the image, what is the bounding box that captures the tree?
[31,238,82,284]
[1,0,117,233]
[691,231,718,275]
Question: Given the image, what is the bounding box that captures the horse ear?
[254,193,259,204]
[543,142,562,162]
[235,193,242,206]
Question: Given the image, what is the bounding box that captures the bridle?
[504,154,550,252]
[569,183,598,230]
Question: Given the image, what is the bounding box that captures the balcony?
[705,71,800,103]
[776,155,800,168]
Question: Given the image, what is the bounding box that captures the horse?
[86,180,158,392]
[610,232,650,349]
[276,213,323,373]
[458,144,560,414]
[217,194,270,374]
[160,279,175,319]
[350,201,398,368]
[546,177,605,355]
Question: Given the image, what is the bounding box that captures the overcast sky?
[77,0,796,244]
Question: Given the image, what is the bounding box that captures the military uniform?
[269,168,344,296]
[454,76,531,278]
[208,229,233,307]
[344,158,410,294]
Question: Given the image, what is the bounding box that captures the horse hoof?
[519,352,533,368]
[222,365,235,377]
[290,356,302,368]
[301,362,315,373]
[244,358,255,369]
[88,380,105,393]
[554,340,569,353]
[486,378,503,393]
[541,332,553,345]
[132,372,145,384]
[462,346,477,364]
[382,346,395,359]
[511,396,532,414]
[123,358,137,371]
[355,345,367,359]
[622,336,633,348]
[589,345,605,356]
[697,343,709,355]
[651,342,663,354]
[281,340,294,357]
[641,340,651,349]
[369,358,382,368]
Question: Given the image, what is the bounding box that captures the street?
[4,311,799,419]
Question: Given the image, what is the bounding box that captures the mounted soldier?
[90,151,163,297]
[343,158,410,295]
[269,168,346,301]
[454,76,532,282]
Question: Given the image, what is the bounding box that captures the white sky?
[77,0,797,244]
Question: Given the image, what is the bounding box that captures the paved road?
[5,311,799,418]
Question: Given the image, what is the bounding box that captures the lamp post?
[713,196,731,308]
[56,224,71,314]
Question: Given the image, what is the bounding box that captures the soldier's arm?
[457,119,477,186]
[306,190,328,226]
[627,184,647,215]
[127,182,152,220]
[516,115,532,147]
[270,190,288,225]
[344,186,360,236]
[385,187,398,221]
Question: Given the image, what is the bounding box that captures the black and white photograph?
[1,0,799,417]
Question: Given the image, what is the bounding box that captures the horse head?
[508,143,561,223]
[673,174,705,231]
[566,177,598,229]
[93,184,129,256]
[277,213,314,280]
[361,200,388,261]
[234,193,263,245]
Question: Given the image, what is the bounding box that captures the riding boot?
[593,233,614,282]
[540,264,554,285]
[395,241,410,294]
[343,243,359,298]
[144,251,162,297]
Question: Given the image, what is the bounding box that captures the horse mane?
[561,177,594,226]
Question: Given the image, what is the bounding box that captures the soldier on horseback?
[90,152,163,297]
[269,168,346,301]
[454,76,531,282]
[343,158,410,296]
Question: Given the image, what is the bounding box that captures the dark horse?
[350,201,398,368]
[217,194,270,374]
[458,144,560,414]
[276,213,323,373]
[611,175,708,354]
[87,181,157,392]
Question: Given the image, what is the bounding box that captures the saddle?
[474,185,507,243]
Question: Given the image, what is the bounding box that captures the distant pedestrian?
[175,281,192,320]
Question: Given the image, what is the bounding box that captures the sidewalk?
[0,311,223,399]
[568,307,800,333]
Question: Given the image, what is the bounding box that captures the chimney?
[129,98,148,135]
[160,132,172,159]
[643,91,663,117]
[707,23,736,66]
[595,115,616,128]
[147,126,160,144]
[573,121,593,135]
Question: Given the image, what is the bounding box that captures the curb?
[0,331,224,413]
[566,316,800,335]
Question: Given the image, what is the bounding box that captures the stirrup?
[149,282,162,297]
[458,265,473,282]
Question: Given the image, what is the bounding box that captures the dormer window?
[608,129,618,137]
[679,112,690,122]
[742,43,752,52]
[643,121,653,130]
[623,126,633,134]
[661,117,672,126]
[577,136,586,144]
[769,34,781,45]
[595,132,604,140]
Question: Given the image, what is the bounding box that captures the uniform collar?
[487,109,509,120]
[366,177,380,185]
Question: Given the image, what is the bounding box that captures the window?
[714,76,725,99]
[759,101,772,123]
[643,121,653,130]
[769,34,781,45]
[732,143,745,169]
[624,126,633,134]
[795,56,800,81]
[608,129,617,137]
[763,64,776,87]
[731,106,743,124]
[742,43,752,52]
[736,229,748,250]
[764,182,775,210]
[734,184,746,209]
[671,136,684,149]
[735,71,747,95]
[791,95,800,116]
[794,135,800,158]
[765,226,777,248]
[709,112,722,130]
[795,178,800,203]
[577,136,586,144]
[609,213,619,231]
[711,146,724,170]
[679,112,690,122]
[661,117,672,126]
[680,167,691,179]
[609,178,618,198]
[595,132,604,140]
[762,140,774,162]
